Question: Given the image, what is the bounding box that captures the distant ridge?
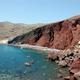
[69,15,80,20]
[0,22,45,40]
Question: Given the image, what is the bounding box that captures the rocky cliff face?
[8,16,80,50]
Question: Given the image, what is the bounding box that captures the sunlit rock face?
[8,16,80,50]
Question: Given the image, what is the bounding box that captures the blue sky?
[0,0,80,23]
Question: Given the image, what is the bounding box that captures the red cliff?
[8,16,80,50]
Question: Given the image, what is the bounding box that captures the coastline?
[0,39,61,53]
[0,42,74,79]
[8,44,61,53]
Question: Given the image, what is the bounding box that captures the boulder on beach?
[74,71,80,79]
[64,76,70,80]
[58,60,67,67]
[64,76,77,80]
[48,52,59,60]
[69,58,80,74]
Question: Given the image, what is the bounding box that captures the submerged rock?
[24,60,34,66]
[24,62,32,66]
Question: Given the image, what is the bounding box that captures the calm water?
[0,45,68,80]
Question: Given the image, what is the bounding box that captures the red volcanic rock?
[69,59,80,74]
[65,58,80,80]
[36,35,49,46]
[8,16,80,50]
[52,24,73,49]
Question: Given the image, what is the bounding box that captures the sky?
[0,0,80,24]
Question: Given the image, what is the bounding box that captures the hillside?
[8,15,80,50]
[0,22,44,40]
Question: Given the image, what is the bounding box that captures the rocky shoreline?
[10,43,80,80]
[48,42,80,80]
[1,41,80,80]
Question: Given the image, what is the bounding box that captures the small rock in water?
[24,60,34,66]
[57,73,63,78]
[24,62,32,66]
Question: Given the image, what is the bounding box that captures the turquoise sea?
[0,45,68,80]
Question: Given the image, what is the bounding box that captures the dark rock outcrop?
[8,16,80,50]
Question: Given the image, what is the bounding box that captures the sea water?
[0,45,68,80]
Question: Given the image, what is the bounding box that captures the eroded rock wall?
[8,16,80,50]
